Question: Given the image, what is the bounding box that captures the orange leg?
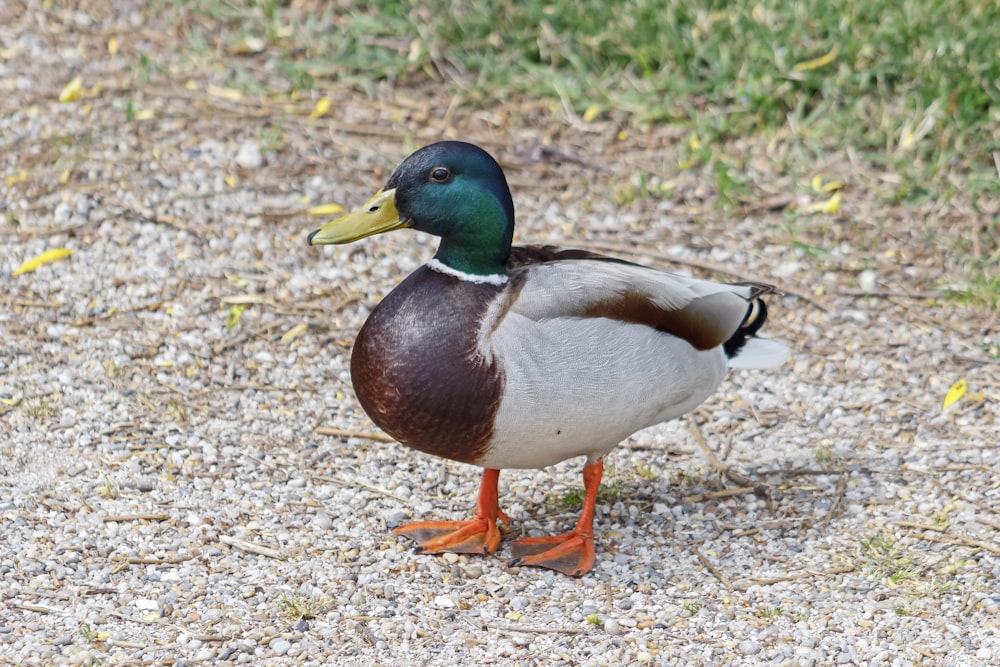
[393,468,510,556]
[509,459,602,577]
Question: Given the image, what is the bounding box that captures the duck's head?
[308,141,515,278]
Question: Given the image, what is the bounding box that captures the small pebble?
[858,269,878,293]
[235,140,264,169]
[269,638,291,656]
[433,595,455,608]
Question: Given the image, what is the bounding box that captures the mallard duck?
[308,141,788,576]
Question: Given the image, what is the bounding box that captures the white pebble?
[269,638,291,655]
[433,595,455,608]
[858,269,878,293]
[235,140,264,169]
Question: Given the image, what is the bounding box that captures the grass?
[681,600,704,614]
[279,593,332,622]
[556,479,624,509]
[164,0,998,305]
[169,0,997,175]
[754,605,783,621]
[855,533,920,587]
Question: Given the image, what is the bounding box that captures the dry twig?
[692,547,733,589]
[219,535,286,560]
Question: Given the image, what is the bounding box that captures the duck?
[308,141,788,576]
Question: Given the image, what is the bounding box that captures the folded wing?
[506,246,778,354]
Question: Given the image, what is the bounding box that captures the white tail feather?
[727,338,790,369]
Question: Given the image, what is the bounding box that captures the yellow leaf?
[135,109,155,120]
[7,170,27,186]
[307,203,345,216]
[108,37,120,55]
[803,192,841,214]
[311,98,332,119]
[207,85,245,102]
[942,379,967,411]
[407,38,423,63]
[13,248,74,275]
[811,175,844,193]
[688,134,702,150]
[582,104,601,123]
[617,130,628,141]
[226,304,246,331]
[792,44,840,72]
[59,168,72,184]
[899,125,917,151]
[59,76,85,102]
[225,174,237,188]
[281,322,308,344]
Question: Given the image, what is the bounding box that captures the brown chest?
[349,267,505,464]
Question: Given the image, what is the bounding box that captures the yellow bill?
[307,188,408,245]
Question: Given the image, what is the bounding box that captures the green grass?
[556,479,624,509]
[855,533,920,586]
[279,593,332,622]
[171,0,997,175]
[754,605,783,621]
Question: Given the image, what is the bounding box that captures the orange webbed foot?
[393,468,508,558]
[394,517,504,555]
[507,459,604,577]
[509,530,596,576]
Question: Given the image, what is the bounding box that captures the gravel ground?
[3,3,999,666]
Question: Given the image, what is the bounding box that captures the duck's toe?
[394,518,503,556]
[508,531,596,577]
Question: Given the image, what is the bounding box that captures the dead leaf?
[13,248,74,275]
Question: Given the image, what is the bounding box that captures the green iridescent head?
[308,141,515,277]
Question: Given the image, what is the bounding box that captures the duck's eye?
[429,167,451,183]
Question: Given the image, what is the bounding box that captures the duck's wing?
[505,245,772,353]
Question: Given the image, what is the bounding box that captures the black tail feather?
[723,298,769,358]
